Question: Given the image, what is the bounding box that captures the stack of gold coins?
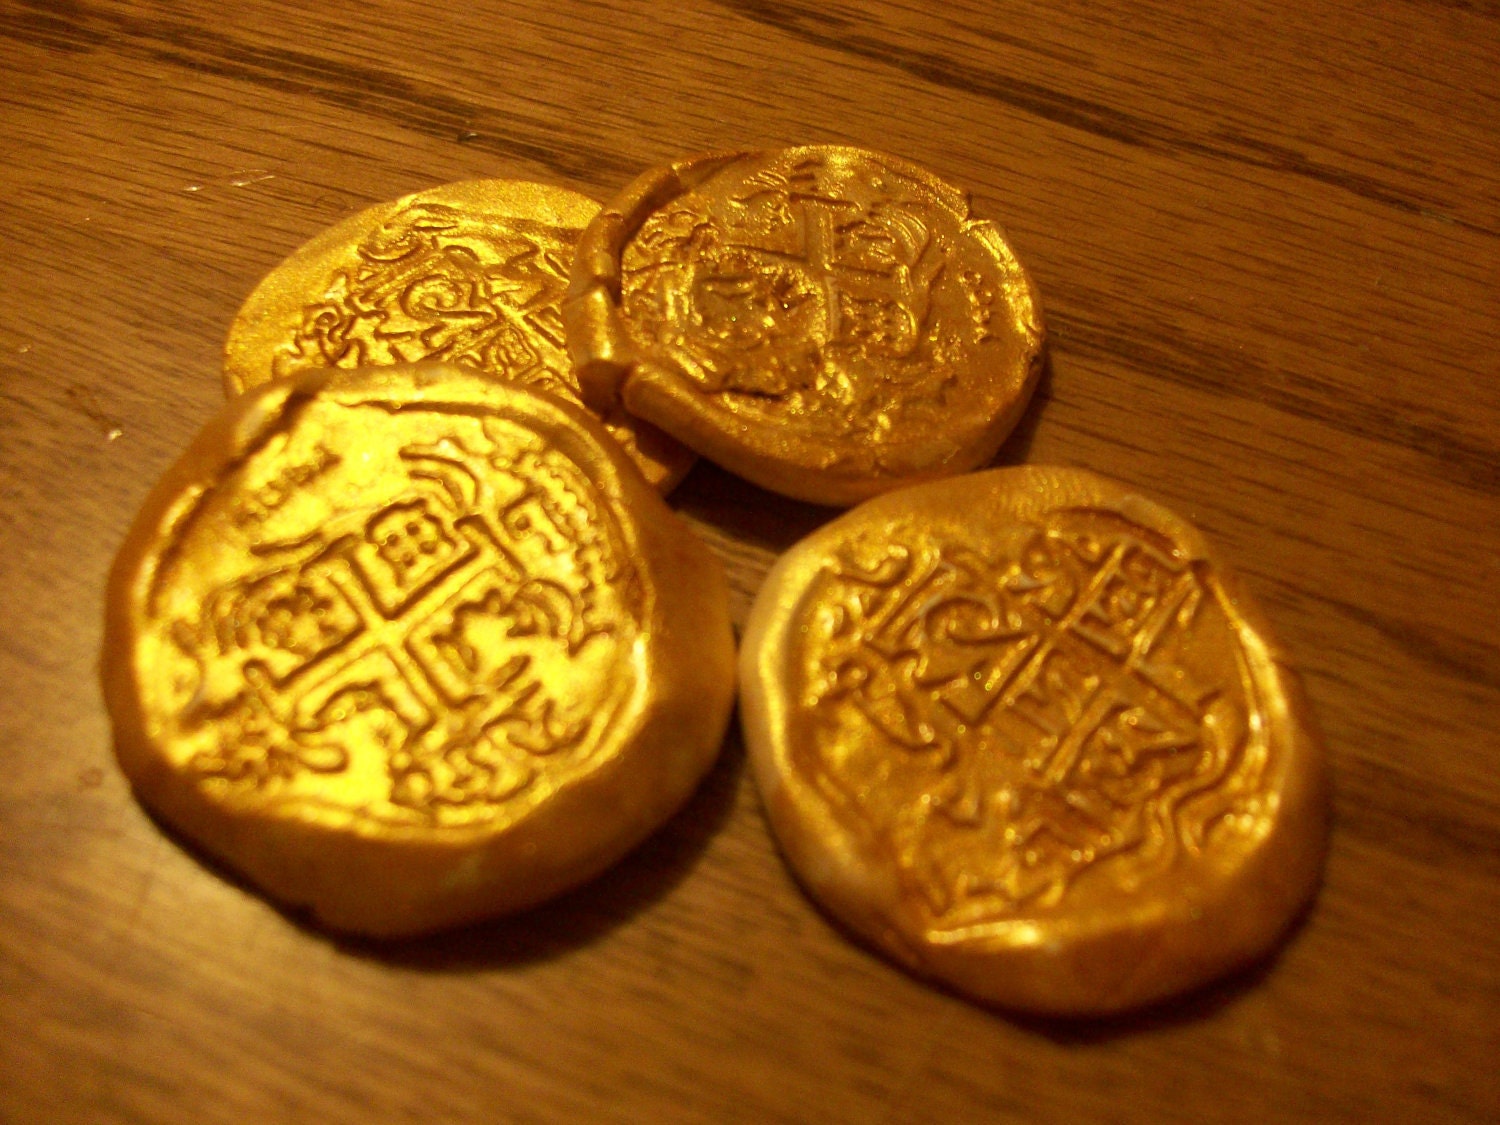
[103,147,1326,1015]
[105,182,731,937]
[224,180,696,492]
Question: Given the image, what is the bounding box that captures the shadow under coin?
[124,726,746,972]
[669,347,1055,551]
[337,727,747,973]
[779,832,1322,1043]
[1002,890,1323,1044]
[986,346,1052,471]
[671,459,837,556]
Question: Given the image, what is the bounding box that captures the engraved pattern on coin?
[167,419,639,826]
[275,201,576,398]
[618,154,1011,445]
[796,511,1265,928]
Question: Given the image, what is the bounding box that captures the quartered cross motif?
[174,439,629,818]
[804,516,1254,919]
[620,155,980,425]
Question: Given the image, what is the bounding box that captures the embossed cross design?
[814,526,1235,912]
[723,161,944,356]
[1000,536,1215,790]
[183,453,595,807]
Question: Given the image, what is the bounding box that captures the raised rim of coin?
[224,178,695,493]
[103,363,735,936]
[564,146,1046,507]
[739,466,1328,1014]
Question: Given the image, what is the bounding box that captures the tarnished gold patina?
[740,467,1327,1013]
[565,146,1045,506]
[224,179,694,492]
[103,365,735,936]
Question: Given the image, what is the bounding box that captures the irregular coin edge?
[565,146,1046,506]
[739,465,1328,1012]
[104,364,735,935]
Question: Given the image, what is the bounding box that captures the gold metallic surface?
[565,147,1045,506]
[224,179,695,492]
[102,365,735,936]
[739,467,1327,1014]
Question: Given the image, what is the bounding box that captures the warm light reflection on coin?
[740,467,1327,1013]
[224,179,694,492]
[566,146,1044,506]
[103,365,734,936]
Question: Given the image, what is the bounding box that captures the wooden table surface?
[2,1,1497,1121]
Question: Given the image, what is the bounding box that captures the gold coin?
[740,467,1327,1013]
[565,146,1045,506]
[103,364,735,936]
[224,179,695,492]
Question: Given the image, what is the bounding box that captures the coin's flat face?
[566,147,1044,505]
[740,467,1326,1013]
[225,179,693,491]
[104,366,735,936]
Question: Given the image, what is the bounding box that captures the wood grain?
[1,1,1496,1121]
